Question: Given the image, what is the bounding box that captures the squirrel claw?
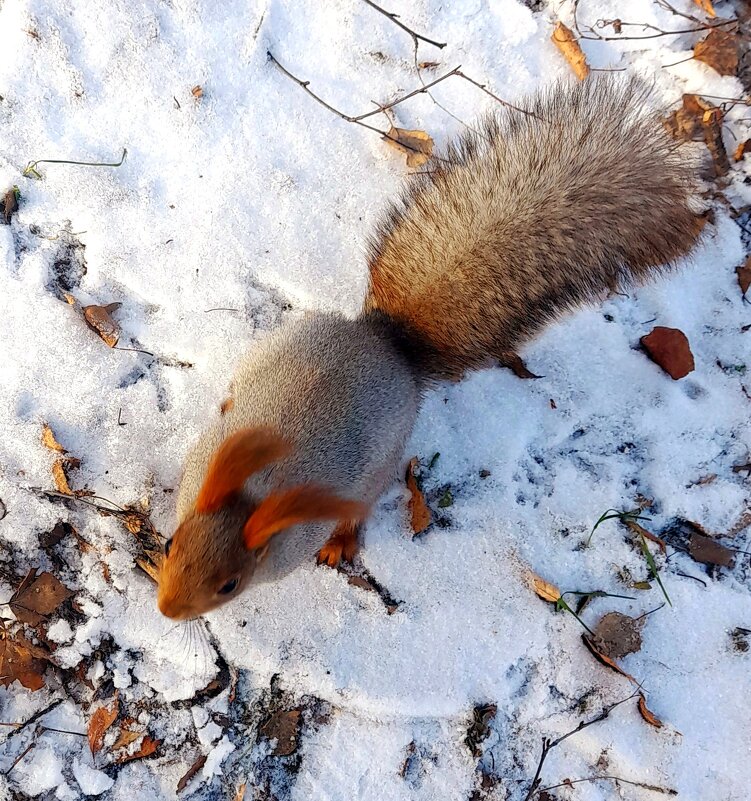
[317,520,360,567]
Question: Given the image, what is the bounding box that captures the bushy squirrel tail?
[362,76,703,380]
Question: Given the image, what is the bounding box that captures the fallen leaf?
[41,424,67,453]
[348,575,375,593]
[640,326,695,380]
[177,753,207,793]
[10,570,73,626]
[498,352,542,379]
[234,783,247,801]
[52,457,79,495]
[406,457,431,535]
[664,95,728,178]
[593,611,643,660]
[737,256,751,297]
[116,735,160,763]
[0,630,47,690]
[465,703,497,757]
[734,140,751,161]
[383,127,434,168]
[192,85,203,99]
[529,572,561,603]
[40,521,73,549]
[688,532,735,568]
[693,0,716,17]
[418,61,440,69]
[259,710,301,756]
[111,718,142,752]
[1,187,19,224]
[637,694,664,728]
[626,520,666,555]
[551,22,589,81]
[88,697,119,755]
[581,634,638,684]
[83,302,121,347]
[694,30,740,77]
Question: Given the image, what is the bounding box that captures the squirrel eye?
[164,538,173,558]
[218,577,239,596]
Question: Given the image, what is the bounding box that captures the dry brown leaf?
[83,302,121,347]
[259,710,301,756]
[734,140,751,161]
[528,571,561,603]
[41,424,67,453]
[582,634,638,684]
[406,457,431,535]
[498,352,542,379]
[135,557,160,583]
[116,734,161,763]
[192,85,203,99]
[637,693,664,728]
[640,326,695,380]
[664,95,728,178]
[692,0,716,17]
[0,630,47,691]
[1,188,18,224]
[383,127,434,168]
[88,697,119,756]
[694,30,740,77]
[52,459,74,494]
[111,718,142,752]
[234,783,247,801]
[177,753,207,793]
[10,570,73,626]
[593,612,643,660]
[626,520,667,555]
[551,22,589,81]
[688,532,735,568]
[737,255,751,297]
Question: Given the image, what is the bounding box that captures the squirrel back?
[364,77,702,379]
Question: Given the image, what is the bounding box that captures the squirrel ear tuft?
[243,485,366,550]
[195,428,290,514]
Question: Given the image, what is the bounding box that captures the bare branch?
[454,70,543,119]
[522,691,639,801]
[352,67,461,121]
[361,0,446,50]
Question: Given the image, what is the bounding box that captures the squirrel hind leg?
[317,519,361,567]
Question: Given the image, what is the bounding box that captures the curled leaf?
[42,424,67,453]
[177,753,207,793]
[582,634,638,684]
[638,693,664,728]
[737,256,751,297]
[115,735,160,763]
[551,22,589,81]
[694,30,740,77]
[529,572,561,603]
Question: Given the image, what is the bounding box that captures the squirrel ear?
[243,485,367,550]
[195,428,290,514]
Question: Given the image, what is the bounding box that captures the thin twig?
[0,722,85,737]
[360,0,446,49]
[537,774,677,795]
[522,691,639,801]
[5,740,36,775]
[0,699,64,743]
[455,70,542,119]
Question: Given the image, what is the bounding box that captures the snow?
[1,0,750,799]
[71,760,114,796]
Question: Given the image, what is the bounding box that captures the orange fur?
[317,519,360,566]
[244,486,366,550]
[195,427,290,514]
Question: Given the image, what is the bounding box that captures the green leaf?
[637,532,671,606]
[437,488,453,508]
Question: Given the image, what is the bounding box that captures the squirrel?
[157,77,702,620]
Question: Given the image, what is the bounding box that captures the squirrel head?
[157,427,365,619]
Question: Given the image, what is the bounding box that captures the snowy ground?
[1,0,750,798]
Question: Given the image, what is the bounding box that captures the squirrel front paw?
[316,520,360,567]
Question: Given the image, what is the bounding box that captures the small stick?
[537,774,677,795]
[455,70,542,119]
[5,740,36,775]
[360,0,446,50]
[522,691,639,801]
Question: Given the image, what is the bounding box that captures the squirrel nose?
[157,591,187,620]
